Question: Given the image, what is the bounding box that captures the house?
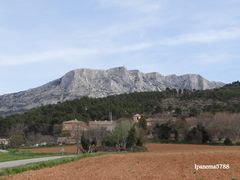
[62,119,89,137]
[62,119,88,132]
[0,138,9,146]
[132,114,142,122]
[59,119,117,145]
[89,120,116,132]
[62,119,116,133]
[59,119,89,144]
[146,118,155,128]
[57,137,77,145]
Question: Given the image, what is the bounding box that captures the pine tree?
[126,127,136,148]
[81,133,90,151]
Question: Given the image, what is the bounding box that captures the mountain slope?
[0,67,224,116]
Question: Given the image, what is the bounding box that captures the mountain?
[0,66,224,116]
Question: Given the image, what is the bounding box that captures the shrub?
[81,133,90,151]
[186,125,210,144]
[154,123,178,141]
[224,138,232,145]
[138,118,147,130]
[126,127,136,148]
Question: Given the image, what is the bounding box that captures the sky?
[0,0,240,95]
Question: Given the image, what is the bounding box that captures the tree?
[178,89,183,94]
[81,133,90,152]
[53,124,62,138]
[174,118,189,141]
[112,119,133,148]
[135,126,146,146]
[9,133,25,148]
[224,138,232,145]
[189,108,198,117]
[8,124,26,148]
[126,127,136,148]
[91,137,97,146]
[138,117,147,130]
[86,128,109,145]
[199,125,210,143]
[154,123,177,141]
[102,119,133,148]
[174,108,182,117]
[186,125,210,144]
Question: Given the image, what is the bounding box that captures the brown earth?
[28,145,77,154]
[4,144,240,180]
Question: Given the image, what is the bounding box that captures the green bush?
[186,125,210,144]
[126,127,136,148]
[81,134,90,151]
[224,138,232,145]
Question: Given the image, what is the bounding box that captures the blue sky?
[0,0,240,94]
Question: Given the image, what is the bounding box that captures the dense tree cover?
[0,83,239,137]
[224,81,240,87]
[186,125,210,144]
[154,123,178,141]
[153,122,212,144]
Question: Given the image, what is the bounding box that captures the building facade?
[132,114,142,122]
[0,138,9,146]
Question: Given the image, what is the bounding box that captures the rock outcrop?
[0,67,224,116]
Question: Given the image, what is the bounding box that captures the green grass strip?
[0,152,64,163]
[0,152,105,177]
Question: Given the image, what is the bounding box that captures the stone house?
[146,118,155,128]
[132,114,142,122]
[89,120,116,132]
[59,119,89,144]
[58,119,116,144]
[62,119,88,136]
[57,137,76,145]
[0,138,9,146]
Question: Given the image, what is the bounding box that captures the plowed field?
[4,144,240,180]
[29,145,77,154]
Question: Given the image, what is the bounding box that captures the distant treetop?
[224,81,240,87]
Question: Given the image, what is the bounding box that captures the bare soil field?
[4,144,240,180]
[28,145,77,154]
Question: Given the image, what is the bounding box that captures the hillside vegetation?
[0,82,239,138]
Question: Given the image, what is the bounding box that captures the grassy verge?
[0,150,63,163]
[0,152,105,177]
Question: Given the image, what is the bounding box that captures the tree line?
[0,82,239,141]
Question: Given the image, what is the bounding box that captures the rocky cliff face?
[0,67,224,116]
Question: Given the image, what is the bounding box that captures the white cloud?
[77,19,152,42]
[0,48,99,66]
[1,27,240,67]
[0,42,153,66]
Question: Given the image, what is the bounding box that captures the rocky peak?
[0,67,224,116]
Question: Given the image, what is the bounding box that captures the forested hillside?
[0,82,239,137]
